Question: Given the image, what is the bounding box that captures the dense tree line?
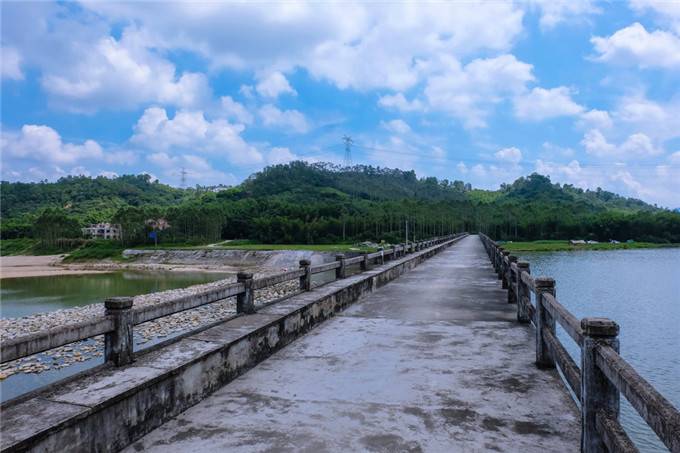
[2,163,679,247]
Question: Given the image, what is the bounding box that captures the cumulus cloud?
[581,129,662,158]
[424,54,535,128]
[219,96,254,125]
[267,147,299,165]
[592,23,680,69]
[378,93,424,112]
[132,107,262,164]
[380,119,411,135]
[258,104,309,133]
[528,0,601,30]
[514,87,584,120]
[2,125,103,164]
[629,0,680,34]
[495,147,523,164]
[78,1,524,93]
[578,109,613,130]
[147,152,236,186]
[255,72,297,98]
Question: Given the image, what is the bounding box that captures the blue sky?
[2,1,680,207]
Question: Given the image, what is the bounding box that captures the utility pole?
[405,219,408,245]
[342,135,353,167]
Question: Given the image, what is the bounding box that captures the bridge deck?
[125,235,579,452]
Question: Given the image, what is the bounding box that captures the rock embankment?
[0,273,301,379]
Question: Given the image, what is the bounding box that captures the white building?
[82,223,121,240]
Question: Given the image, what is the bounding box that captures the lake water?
[0,270,229,401]
[0,270,229,319]
[519,248,680,452]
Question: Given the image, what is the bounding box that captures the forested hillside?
[2,162,679,248]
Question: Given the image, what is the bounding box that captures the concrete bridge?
[123,235,579,452]
[2,234,678,452]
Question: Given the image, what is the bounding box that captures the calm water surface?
[0,271,228,401]
[520,248,680,452]
[0,270,229,319]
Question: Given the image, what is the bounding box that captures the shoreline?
[498,240,680,253]
[0,255,241,280]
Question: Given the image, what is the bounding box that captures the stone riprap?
[125,235,579,452]
[0,276,299,380]
[0,236,461,452]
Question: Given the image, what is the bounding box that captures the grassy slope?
[500,240,680,252]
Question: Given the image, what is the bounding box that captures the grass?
[61,241,126,262]
[185,239,378,253]
[0,238,40,256]
[499,240,680,252]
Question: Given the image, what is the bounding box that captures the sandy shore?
[0,255,245,280]
[0,255,111,279]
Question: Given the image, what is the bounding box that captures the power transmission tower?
[342,135,353,167]
[180,167,188,188]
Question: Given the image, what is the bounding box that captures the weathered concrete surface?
[125,236,580,452]
[0,237,459,452]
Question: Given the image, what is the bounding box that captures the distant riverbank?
[500,240,680,252]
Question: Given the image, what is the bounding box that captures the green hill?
[1,162,678,249]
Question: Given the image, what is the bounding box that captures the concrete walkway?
[124,235,579,452]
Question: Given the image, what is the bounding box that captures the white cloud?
[79,2,524,93]
[592,23,680,69]
[99,171,119,178]
[495,147,523,164]
[147,152,235,186]
[456,162,469,174]
[255,72,297,98]
[578,109,613,130]
[431,146,446,161]
[529,0,601,30]
[267,147,299,165]
[614,95,680,141]
[2,125,103,164]
[581,129,662,158]
[424,54,535,128]
[629,0,680,34]
[258,104,309,133]
[514,86,584,120]
[40,28,212,111]
[669,151,680,164]
[220,96,254,124]
[378,93,424,112]
[381,119,411,135]
[1,47,23,80]
[132,107,262,164]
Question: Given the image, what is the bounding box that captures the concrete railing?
[0,234,465,367]
[479,233,680,453]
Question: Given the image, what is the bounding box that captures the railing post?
[335,254,346,279]
[501,250,510,287]
[507,255,518,304]
[299,259,311,291]
[104,297,134,366]
[581,318,620,453]
[496,248,504,280]
[236,272,255,314]
[360,252,368,271]
[534,277,556,369]
[378,247,384,265]
[516,262,530,323]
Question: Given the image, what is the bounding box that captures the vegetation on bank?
[2,163,679,254]
[500,240,680,252]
